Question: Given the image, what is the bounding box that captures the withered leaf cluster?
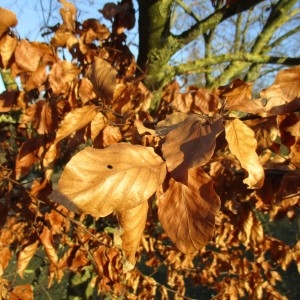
[0,0,299,299]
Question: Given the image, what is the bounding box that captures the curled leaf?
[225,119,264,189]
[50,144,166,218]
[17,239,39,278]
[157,167,220,254]
[116,201,148,271]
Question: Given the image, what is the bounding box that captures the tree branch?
[172,53,300,77]
[0,68,18,91]
[170,0,265,53]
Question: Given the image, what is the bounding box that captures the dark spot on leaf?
[107,165,113,169]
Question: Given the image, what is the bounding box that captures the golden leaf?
[156,167,220,254]
[0,8,17,38]
[116,201,148,271]
[225,119,264,189]
[17,239,39,278]
[50,144,166,218]
[54,104,100,143]
[0,34,17,68]
[39,226,58,265]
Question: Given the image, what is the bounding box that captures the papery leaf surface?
[0,8,17,38]
[86,57,117,103]
[17,239,39,278]
[39,226,58,265]
[225,119,264,188]
[50,144,166,218]
[54,105,100,143]
[156,167,220,254]
[116,201,148,271]
[161,114,224,181]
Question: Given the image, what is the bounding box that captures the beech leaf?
[39,226,58,265]
[115,201,148,271]
[86,57,117,103]
[17,239,39,278]
[49,144,166,218]
[0,8,18,38]
[225,119,264,189]
[54,105,100,144]
[161,114,224,181]
[156,167,220,254]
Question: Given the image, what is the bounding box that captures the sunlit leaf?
[0,8,17,38]
[17,239,39,278]
[60,0,77,31]
[50,144,166,218]
[157,167,220,254]
[54,104,100,143]
[0,33,17,68]
[39,226,58,265]
[116,201,148,271]
[10,284,34,300]
[161,114,224,181]
[225,119,264,188]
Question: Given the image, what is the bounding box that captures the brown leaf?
[39,226,58,265]
[10,284,34,300]
[0,246,11,273]
[15,136,46,179]
[0,91,18,112]
[161,114,224,181]
[54,104,99,144]
[156,167,220,254]
[14,40,44,72]
[17,239,39,278]
[0,8,17,38]
[0,33,17,68]
[116,201,148,271]
[101,125,122,147]
[59,0,77,31]
[77,77,97,104]
[49,144,166,218]
[274,66,300,102]
[225,119,264,189]
[86,57,117,103]
[21,65,47,92]
[49,61,80,95]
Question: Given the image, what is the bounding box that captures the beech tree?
[0,0,300,299]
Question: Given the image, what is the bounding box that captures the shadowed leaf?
[86,57,117,103]
[157,167,220,254]
[161,114,224,181]
[225,119,264,189]
[49,144,166,218]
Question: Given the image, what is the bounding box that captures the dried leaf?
[0,91,18,112]
[225,119,264,189]
[54,104,99,143]
[77,77,97,104]
[17,239,39,278]
[156,167,220,253]
[0,8,18,38]
[14,40,43,72]
[161,114,224,181]
[39,226,58,265]
[0,34,17,68]
[10,284,34,300]
[86,57,117,103]
[60,0,77,31]
[50,144,166,218]
[274,65,300,102]
[49,61,80,95]
[116,201,148,270]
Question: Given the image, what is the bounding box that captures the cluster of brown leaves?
[0,0,299,298]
